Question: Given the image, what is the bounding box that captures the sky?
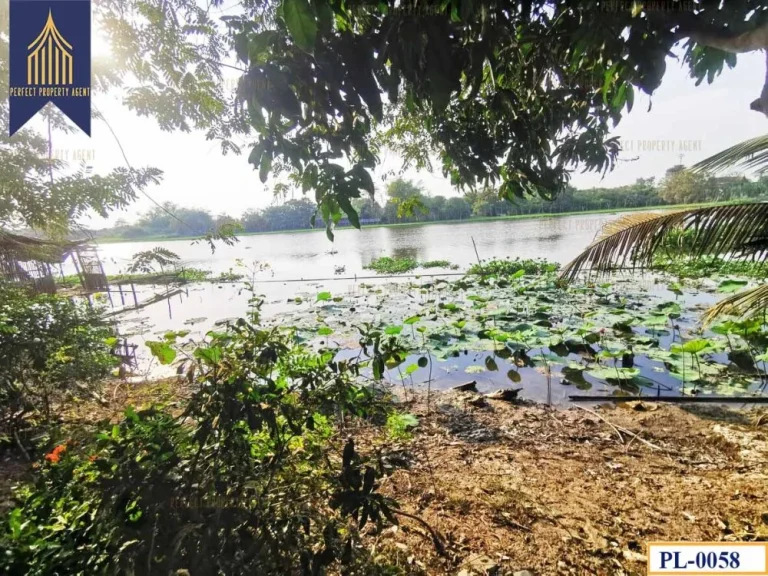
[48,35,767,227]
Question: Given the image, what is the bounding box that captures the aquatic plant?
[467,257,560,277]
[421,260,459,270]
[560,203,768,322]
[364,256,419,274]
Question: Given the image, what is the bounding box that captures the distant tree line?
[95,167,768,240]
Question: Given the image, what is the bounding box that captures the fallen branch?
[574,405,625,445]
[391,507,447,557]
[574,405,665,452]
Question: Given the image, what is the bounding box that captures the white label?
[648,543,768,574]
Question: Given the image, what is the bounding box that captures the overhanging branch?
[674,18,768,118]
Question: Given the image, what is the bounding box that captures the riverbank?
[366,389,768,574]
[89,200,743,245]
[3,380,765,574]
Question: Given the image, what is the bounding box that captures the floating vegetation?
[269,259,768,403]
[421,260,460,270]
[364,256,420,274]
[364,257,460,275]
[467,257,560,277]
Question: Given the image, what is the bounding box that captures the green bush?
[0,284,117,448]
[1,299,401,575]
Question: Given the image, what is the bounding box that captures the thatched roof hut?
[0,230,87,294]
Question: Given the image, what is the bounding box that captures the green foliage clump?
[467,257,560,277]
[0,299,402,575]
[654,257,767,279]
[386,413,419,441]
[420,260,459,270]
[364,256,419,275]
[653,228,768,279]
[0,284,117,448]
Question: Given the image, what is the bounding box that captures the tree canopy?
[4,0,767,238]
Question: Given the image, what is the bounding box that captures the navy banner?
[9,0,91,136]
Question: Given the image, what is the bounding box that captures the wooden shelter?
[0,230,102,295]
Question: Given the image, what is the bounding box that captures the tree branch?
[671,18,768,118]
[682,20,768,54]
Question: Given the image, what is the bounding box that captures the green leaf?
[404,315,421,325]
[337,195,361,229]
[283,0,317,53]
[146,341,176,365]
[316,291,332,302]
[681,338,714,354]
[384,325,402,335]
[506,369,521,383]
[417,356,429,368]
[248,143,264,168]
[485,356,499,371]
[717,279,749,293]
[586,367,640,381]
[405,363,419,375]
[194,346,222,366]
[317,326,333,336]
[259,153,272,184]
[398,413,419,428]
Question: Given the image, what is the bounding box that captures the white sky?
[48,42,766,227]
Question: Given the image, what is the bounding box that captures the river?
[96,212,618,281]
[96,210,691,403]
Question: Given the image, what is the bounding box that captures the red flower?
[44,444,67,464]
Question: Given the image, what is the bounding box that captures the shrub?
[1,299,402,575]
[0,284,117,450]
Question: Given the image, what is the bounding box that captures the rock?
[513,571,535,576]
[453,381,478,392]
[487,388,522,402]
[459,553,498,575]
[622,549,647,563]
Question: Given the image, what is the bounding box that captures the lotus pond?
[131,259,768,406]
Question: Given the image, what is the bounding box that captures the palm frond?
[691,134,768,175]
[703,283,768,325]
[559,202,768,282]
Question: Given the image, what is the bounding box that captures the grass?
[90,200,749,245]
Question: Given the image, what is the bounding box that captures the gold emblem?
[27,10,73,85]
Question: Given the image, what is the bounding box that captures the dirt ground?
[363,389,768,575]
[2,380,766,575]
